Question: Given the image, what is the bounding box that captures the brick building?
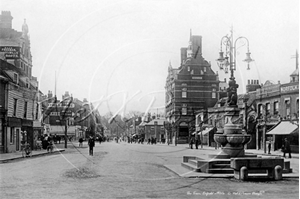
[165,31,221,144]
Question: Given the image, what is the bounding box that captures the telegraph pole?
[64,118,68,148]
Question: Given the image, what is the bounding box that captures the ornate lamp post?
[214,27,254,158]
[216,27,254,106]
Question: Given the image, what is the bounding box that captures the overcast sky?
[2,0,299,116]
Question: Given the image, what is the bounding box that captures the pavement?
[0,142,298,179]
[0,147,65,163]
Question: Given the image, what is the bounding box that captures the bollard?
[240,166,248,180]
[274,165,282,180]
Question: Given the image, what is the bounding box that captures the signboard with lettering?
[0,46,20,59]
[281,84,299,93]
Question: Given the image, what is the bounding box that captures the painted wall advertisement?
[0,46,20,59]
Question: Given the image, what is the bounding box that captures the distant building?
[144,119,166,143]
[42,91,102,140]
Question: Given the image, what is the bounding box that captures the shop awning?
[267,121,298,135]
[198,127,214,135]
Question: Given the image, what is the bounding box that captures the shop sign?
[281,85,299,93]
[0,46,20,59]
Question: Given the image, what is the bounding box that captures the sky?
[2,0,299,116]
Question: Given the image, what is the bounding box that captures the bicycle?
[21,143,32,158]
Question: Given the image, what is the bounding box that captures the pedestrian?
[195,137,199,149]
[268,140,271,154]
[88,136,95,156]
[282,138,292,158]
[190,137,194,149]
[79,137,83,147]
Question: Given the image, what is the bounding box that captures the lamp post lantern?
[216,27,254,107]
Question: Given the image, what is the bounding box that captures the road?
[0,141,298,199]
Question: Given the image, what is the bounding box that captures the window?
[297,99,299,116]
[266,103,270,116]
[13,99,17,116]
[10,128,14,144]
[24,101,27,118]
[182,88,187,98]
[182,104,187,115]
[212,88,216,99]
[29,67,32,78]
[26,78,30,88]
[35,103,39,120]
[285,99,290,117]
[258,104,263,118]
[203,67,206,72]
[13,73,18,84]
[187,66,190,71]
[273,101,279,115]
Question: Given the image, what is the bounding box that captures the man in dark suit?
[88,136,95,156]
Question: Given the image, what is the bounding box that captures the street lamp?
[213,27,254,158]
[216,27,254,107]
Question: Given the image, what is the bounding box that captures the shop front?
[267,120,299,152]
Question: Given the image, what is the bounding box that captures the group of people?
[147,137,157,145]
[40,134,54,152]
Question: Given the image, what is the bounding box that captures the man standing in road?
[283,138,292,158]
[88,136,95,156]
